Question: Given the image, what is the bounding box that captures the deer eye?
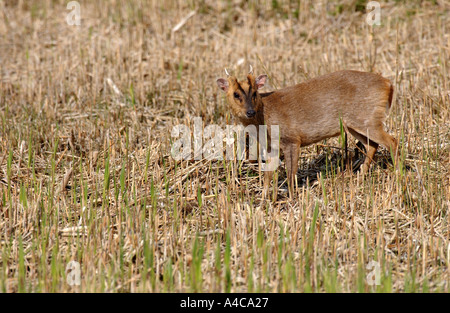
[233,92,240,99]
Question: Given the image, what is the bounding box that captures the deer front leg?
[261,152,281,202]
[260,130,280,202]
[283,142,300,198]
[262,170,274,201]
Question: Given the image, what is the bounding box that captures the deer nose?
[246,110,256,118]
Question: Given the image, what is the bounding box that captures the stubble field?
[0,0,449,292]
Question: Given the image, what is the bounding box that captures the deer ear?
[216,78,229,92]
[255,75,267,89]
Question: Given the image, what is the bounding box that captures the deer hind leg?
[349,126,399,173]
[348,128,379,174]
[369,128,399,164]
[360,126,399,167]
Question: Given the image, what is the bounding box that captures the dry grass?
[0,0,449,292]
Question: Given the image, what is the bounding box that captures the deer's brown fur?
[217,69,398,198]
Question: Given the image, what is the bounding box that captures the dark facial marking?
[236,82,246,96]
[247,83,252,99]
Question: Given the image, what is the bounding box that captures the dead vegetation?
[0,0,449,292]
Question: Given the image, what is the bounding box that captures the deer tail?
[387,83,394,112]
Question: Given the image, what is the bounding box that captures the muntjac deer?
[217,66,398,198]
